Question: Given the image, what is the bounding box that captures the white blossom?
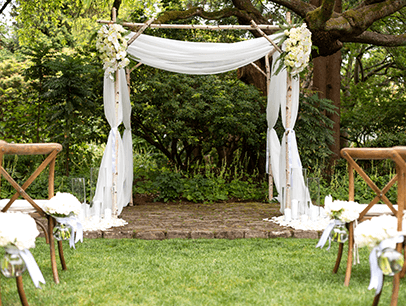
[0,212,39,250]
[42,192,81,218]
[324,196,360,223]
[281,24,312,76]
[355,215,406,249]
[96,24,129,79]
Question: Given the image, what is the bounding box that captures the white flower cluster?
[96,24,130,79]
[0,212,39,250]
[43,192,81,218]
[282,23,312,76]
[324,195,360,223]
[355,215,404,249]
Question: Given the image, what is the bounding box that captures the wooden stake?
[265,53,273,201]
[97,19,279,32]
[250,20,282,53]
[112,7,119,218]
[127,17,155,46]
[285,12,292,209]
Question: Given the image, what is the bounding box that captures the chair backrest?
[0,141,62,216]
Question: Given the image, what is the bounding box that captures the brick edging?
[82,229,321,240]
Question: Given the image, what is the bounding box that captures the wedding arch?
[91,10,312,226]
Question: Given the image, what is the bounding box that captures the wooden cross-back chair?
[333,147,406,306]
[0,140,66,285]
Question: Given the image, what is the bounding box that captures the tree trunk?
[311,0,342,175]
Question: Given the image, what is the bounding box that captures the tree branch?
[341,31,406,46]
[0,0,11,15]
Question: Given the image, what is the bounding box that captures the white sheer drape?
[126,33,283,75]
[266,51,309,214]
[93,69,132,216]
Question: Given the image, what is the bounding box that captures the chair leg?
[16,276,29,306]
[390,271,401,306]
[48,217,60,284]
[400,243,406,279]
[57,240,67,270]
[372,289,382,306]
[344,222,354,286]
[34,219,49,244]
[333,243,344,274]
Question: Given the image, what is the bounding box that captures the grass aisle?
[0,238,401,305]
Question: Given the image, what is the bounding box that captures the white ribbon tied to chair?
[55,217,83,249]
[368,235,404,295]
[316,219,344,251]
[7,247,46,289]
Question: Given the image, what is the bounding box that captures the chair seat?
[0,199,49,214]
[357,203,399,217]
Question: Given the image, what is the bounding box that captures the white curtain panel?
[93,69,131,216]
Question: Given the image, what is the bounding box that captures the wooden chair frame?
[334,147,406,306]
[0,141,66,284]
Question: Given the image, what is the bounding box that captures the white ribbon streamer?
[55,217,83,249]
[316,219,345,251]
[6,247,45,289]
[368,235,404,296]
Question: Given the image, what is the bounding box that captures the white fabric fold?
[316,219,345,250]
[368,236,404,295]
[6,247,46,289]
[127,33,283,75]
[55,217,83,249]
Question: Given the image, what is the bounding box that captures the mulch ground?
[85,195,319,240]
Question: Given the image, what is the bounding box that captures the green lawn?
[0,238,403,305]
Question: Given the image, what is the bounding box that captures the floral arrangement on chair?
[0,212,45,288]
[96,23,130,80]
[274,23,312,77]
[316,196,360,250]
[354,215,405,295]
[42,192,83,248]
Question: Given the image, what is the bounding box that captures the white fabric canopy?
[126,33,283,75]
[92,31,306,223]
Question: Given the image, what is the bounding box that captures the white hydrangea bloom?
[281,24,312,76]
[0,212,39,250]
[355,215,405,249]
[96,24,130,79]
[42,192,81,217]
[324,197,360,222]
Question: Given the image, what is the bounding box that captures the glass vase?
[1,247,27,278]
[378,248,404,276]
[329,222,349,243]
[53,223,72,241]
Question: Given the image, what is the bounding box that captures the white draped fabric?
[93,32,306,223]
[93,69,132,216]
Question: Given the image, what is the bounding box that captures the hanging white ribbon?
[55,217,83,249]
[5,247,45,289]
[368,235,404,296]
[316,219,345,250]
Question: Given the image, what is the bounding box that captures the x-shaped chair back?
[0,141,62,215]
[0,141,66,285]
[336,147,406,306]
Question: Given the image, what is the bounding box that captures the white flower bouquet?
[0,212,39,250]
[324,196,360,223]
[96,23,130,79]
[355,215,403,249]
[42,192,81,218]
[274,23,312,77]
